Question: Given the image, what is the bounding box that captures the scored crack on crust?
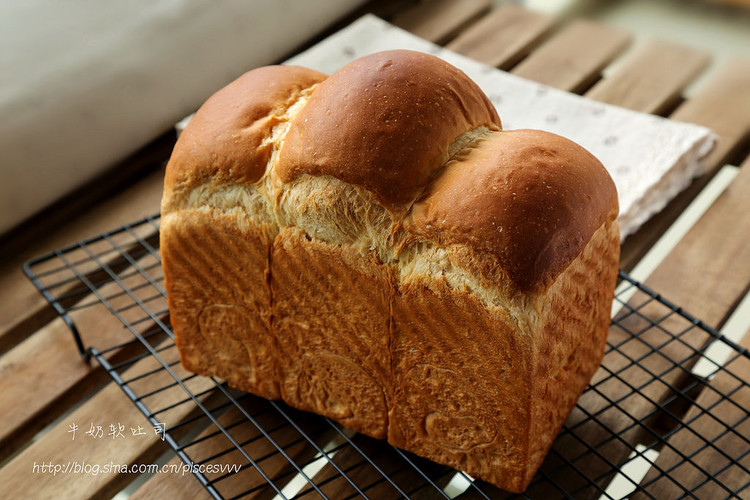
[275,50,502,214]
[161,64,327,215]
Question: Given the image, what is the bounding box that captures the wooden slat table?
[1,2,748,499]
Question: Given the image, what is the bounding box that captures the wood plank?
[130,457,214,500]
[134,406,445,499]
[619,59,750,271]
[131,460,214,500]
[512,19,631,93]
[445,4,556,69]
[670,57,750,169]
[640,157,750,330]
[0,244,165,462]
[391,0,491,44]
[0,167,164,356]
[0,336,216,500]
[634,330,750,499]
[585,39,710,115]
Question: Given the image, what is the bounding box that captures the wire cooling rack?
[24,214,750,499]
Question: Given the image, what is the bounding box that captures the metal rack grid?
[24,214,750,499]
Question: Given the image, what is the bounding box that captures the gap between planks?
[445,3,557,70]
[511,19,632,94]
[390,0,491,45]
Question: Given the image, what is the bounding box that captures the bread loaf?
[161,49,620,492]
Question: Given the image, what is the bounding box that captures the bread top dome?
[163,50,618,293]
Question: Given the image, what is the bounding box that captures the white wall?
[0,0,367,234]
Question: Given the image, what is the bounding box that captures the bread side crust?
[161,207,280,399]
[271,227,394,438]
[389,270,533,488]
[163,202,617,491]
[388,212,618,492]
[524,215,619,489]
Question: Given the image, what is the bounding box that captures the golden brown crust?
[163,65,327,211]
[161,50,621,494]
[525,217,620,486]
[276,50,501,212]
[389,279,533,490]
[407,129,618,292]
[161,209,280,400]
[271,228,394,438]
